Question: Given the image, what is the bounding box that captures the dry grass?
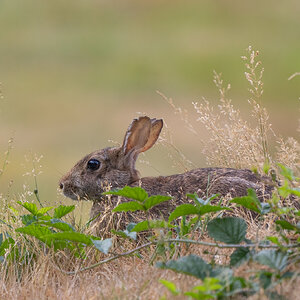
[1,46,299,299]
[162,46,300,178]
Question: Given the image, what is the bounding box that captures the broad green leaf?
[231,196,261,213]
[231,189,261,214]
[104,186,148,202]
[198,205,231,216]
[157,254,212,280]
[254,250,288,271]
[230,247,251,267]
[159,279,179,296]
[143,195,171,210]
[112,201,145,212]
[169,204,199,222]
[39,219,75,232]
[37,206,54,215]
[53,205,75,219]
[92,238,112,254]
[43,232,92,246]
[16,224,53,242]
[132,220,168,232]
[17,201,38,215]
[275,220,300,232]
[21,214,37,226]
[207,217,247,244]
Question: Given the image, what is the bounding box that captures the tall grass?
[162,46,299,178]
[0,48,299,299]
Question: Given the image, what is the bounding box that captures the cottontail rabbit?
[59,116,274,231]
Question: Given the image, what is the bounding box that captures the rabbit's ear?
[139,118,163,153]
[122,116,152,155]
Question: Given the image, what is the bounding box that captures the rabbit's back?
[137,167,273,200]
[90,167,274,232]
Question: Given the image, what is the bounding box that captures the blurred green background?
[0,0,299,211]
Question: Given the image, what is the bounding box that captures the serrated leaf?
[169,204,199,222]
[159,279,179,296]
[230,247,251,267]
[157,254,212,280]
[132,220,168,232]
[198,205,231,216]
[112,201,145,212]
[254,250,288,271]
[37,206,54,215]
[104,186,148,202]
[143,195,171,210]
[207,217,247,244]
[16,224,53,242]
[53,205,75,219]
[231,189,262,214]
[17,201,38,215]
[43,232,92,246]
[92,238,112,254]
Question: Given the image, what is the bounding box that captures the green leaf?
[159,279,179,296]
[21,214,37,226]
[92,238,112,254]
[198,205,231,216]
[39,219,75,232]
[259,271,273,289]
[104,186,148,202]
[207,217,247,244]
[37,206,54,215]
[157,254,212,280]
[17,201,38,215]
[111,223,137,240]
[266,236,280,246]
[254,250,288,271]
[278,164,295,181]
[132,220,168,232]
[16,224,53,242]
[43,232,92,246]
[53,205,75,219]
[231,189,261,214]
[112,201,145,212]
[230,247,251,267]
[169,204,199,222]
[275,220,300,232]
[143,195,171,210]
[290,188,300,197]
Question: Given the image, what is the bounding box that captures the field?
[0,1,299,299]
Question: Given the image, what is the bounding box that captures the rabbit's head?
[59,116,163,201]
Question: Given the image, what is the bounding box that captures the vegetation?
[0,173,299,299]
[1,45,299,298]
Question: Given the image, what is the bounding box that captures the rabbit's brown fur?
[59,116,274,232]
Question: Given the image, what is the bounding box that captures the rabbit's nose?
[59,183,64,190]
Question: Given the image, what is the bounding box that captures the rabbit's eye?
[87,159,100,171]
